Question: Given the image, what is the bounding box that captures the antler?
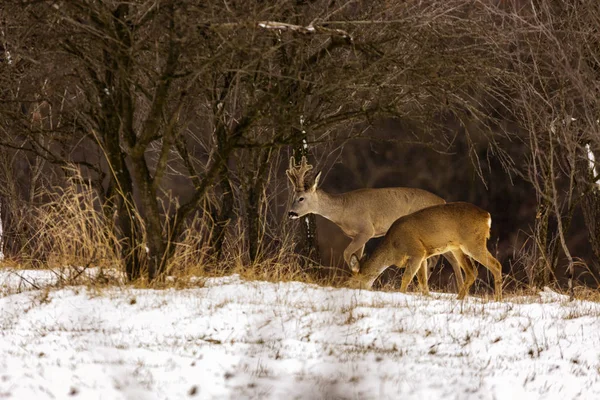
[286,156,313,191]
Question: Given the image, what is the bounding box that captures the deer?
[286,156,465,292]
[347,202,503,301]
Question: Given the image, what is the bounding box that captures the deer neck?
[314,190,347,227]
[360,248,396,284]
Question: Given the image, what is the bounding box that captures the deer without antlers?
[348,202,503,301]
[286,156,465,292]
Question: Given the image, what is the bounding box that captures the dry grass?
[23,172,122,272]
[1,168,598,303]
[571,287,600,303]
[0,166,328,291]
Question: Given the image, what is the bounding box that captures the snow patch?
[2,269,600,399]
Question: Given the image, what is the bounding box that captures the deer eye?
[298,197,305,202]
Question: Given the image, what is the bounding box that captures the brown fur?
[286,157,465,292]
[348,202,503,301]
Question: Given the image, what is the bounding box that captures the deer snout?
[288,211,299,220]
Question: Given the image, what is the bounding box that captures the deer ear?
[310,171,322,192]
[349,253,360,274]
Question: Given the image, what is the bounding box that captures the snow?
[2,269,600,399]
[586,143,599,190]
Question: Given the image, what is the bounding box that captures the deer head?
[286,156,321,220]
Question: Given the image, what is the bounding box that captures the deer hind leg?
[451,250,477,300]
[400,257,425,294]
[441,252,465,293]
[462,245,503,301]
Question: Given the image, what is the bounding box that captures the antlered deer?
[286,156,464,291]
[348,202,503,301]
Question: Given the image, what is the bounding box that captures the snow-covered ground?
[2,269,600,399]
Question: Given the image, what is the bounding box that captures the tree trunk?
[533,200,551,287]
[129,156,167,281]
[210,167,234,262]
[246,148,273,263]
[103,131,142,281]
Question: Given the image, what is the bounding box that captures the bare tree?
[487,0,600,292]
[2,1,515,279]
[7,0,597,293]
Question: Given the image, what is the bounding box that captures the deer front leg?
[400,257,425,294]
[416,260,430,296]
[344,234,371,273]
[415,255,439,294]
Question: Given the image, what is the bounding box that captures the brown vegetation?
[0,0,598,296]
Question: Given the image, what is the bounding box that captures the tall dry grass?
[25,173,124,274]
[1,165,322,289]
[163,188,320,287]
[2,165,576,300]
